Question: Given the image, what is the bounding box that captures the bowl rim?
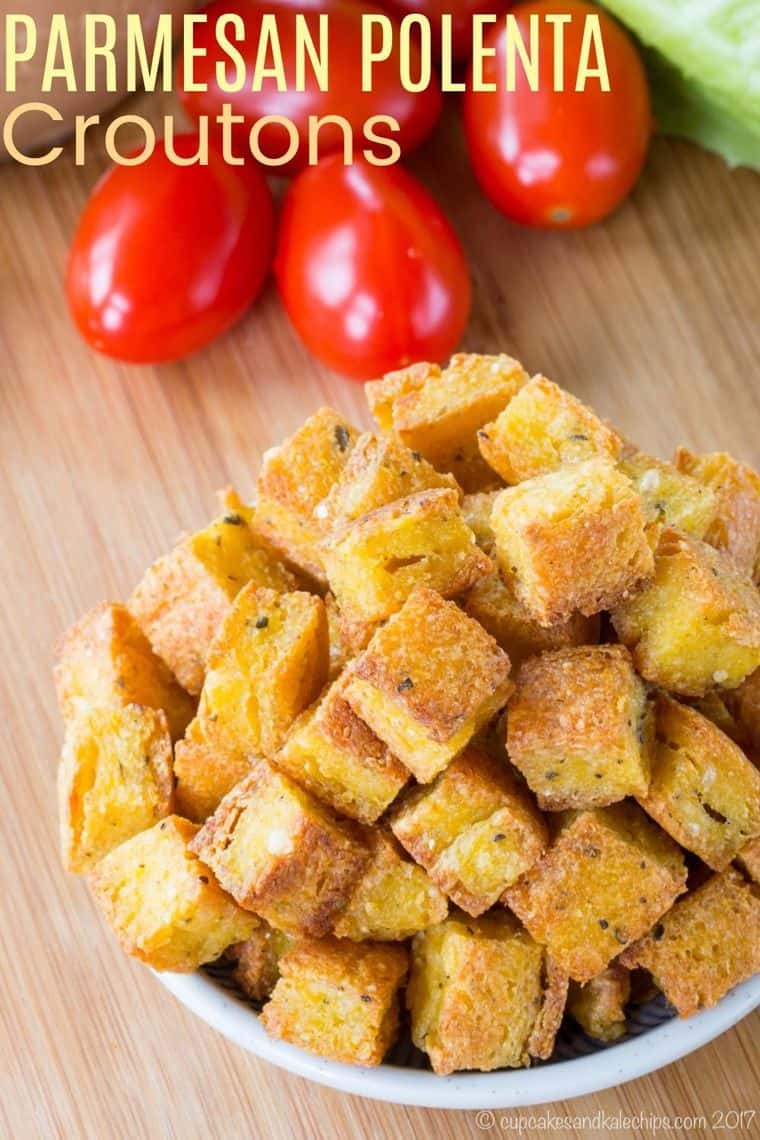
[156,970,760,1109]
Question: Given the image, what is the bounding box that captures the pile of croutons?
[56,355,760,1075]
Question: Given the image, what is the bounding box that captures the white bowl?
[157,968,759,1108]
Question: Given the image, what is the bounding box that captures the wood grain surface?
[1,93,759,1139]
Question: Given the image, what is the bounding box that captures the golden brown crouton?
[620,868,760,1017]
[317,432,460,532]
[58,705,173,874]
[173,716,252,824]
[275,676,408,824]
[620,452,716,538]
[189,762,370,937]
[612,528,760,697]
[322,488,492,624]
[466,569,600,671]
[638,695,760,871]
[198,584,328,759]
[324,592,376,679]
[334,828,448,941]
[390,747,547,915]
[504,803,687,982]
[344,588,513,783]
[256,408,360,585]
[478,375,622,484]
[367,353,528,491]
[735,837,760,883]
[90,816,257,971]
[491,459,654,626]
[227,925,292,1003]
[506,645,653,810]
[261,938,408,1065]
[675,448,760,579]
[568,964,630,1042]
[55,602,194,742]
[407,911,565,1074]
[128,513,296,695]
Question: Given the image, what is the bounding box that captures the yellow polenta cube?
[190,762,370,937]
[506,645,653,810]
[318,431,460,532]
[256,407,360,585]
[227,925,292,1003]
[478,375,622,483]
[390,747,547,915]
[465,568,599,668]
[173,716,252,823]
[736,837,760,883]
[344,588,513,783]
[612,528,760,696]
[55,602,193,742]
[504,803,687,982]
[491,459,654,626]
[261,938,408,1066]
[620,868,760,1017]
[638,695,760,871]
[620,451,716,538]
[58,704,173,874]
[322,488,492,624]
[90,816,257,971]
[129,511,295,695]
[275,677,409,824]
[675,448,760,580]
[407,911,567,1074]
[568,964,630,1042]
[366,353,528,491]
[198,584,328,759]
[334,829,448,941]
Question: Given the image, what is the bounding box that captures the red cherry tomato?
[463,0,652,227]
[380,0,510,61]
[178,0,442,174]
[67,135,274,363]
[275,154,471,379]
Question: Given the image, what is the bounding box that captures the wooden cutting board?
[1,94,758,1139]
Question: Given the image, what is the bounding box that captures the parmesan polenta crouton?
[90,816,257,971]
[318,432,460,532]
[366,354,528,491]
[620,868,760,1017]
[465,569,599,669]
[504,804,687,981]
[506,645,653,810]
[620,452,716,538]
[568,964,630,1042]
[334,829,448,941]
[736,837,760,883]
[256,408,360,585]
[324,592,376,679]
[344,588,513,783]
[638,695,760,871]
[612,528,760,696]
[227,925,292,1003]
[198,584,328,759]
[491,459,653,626]
[275,677,409,824]
[675,448,760,580]
[261,938,408,1065]
[129,513,295,695]
[390,747,547,915]
[407,912,566,1074]
[322,488,492,624]
[173,716,252,823]
[478,375,622,484]
[55,602,194,742]
[58,705,173,874]
[190,762,370,937]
